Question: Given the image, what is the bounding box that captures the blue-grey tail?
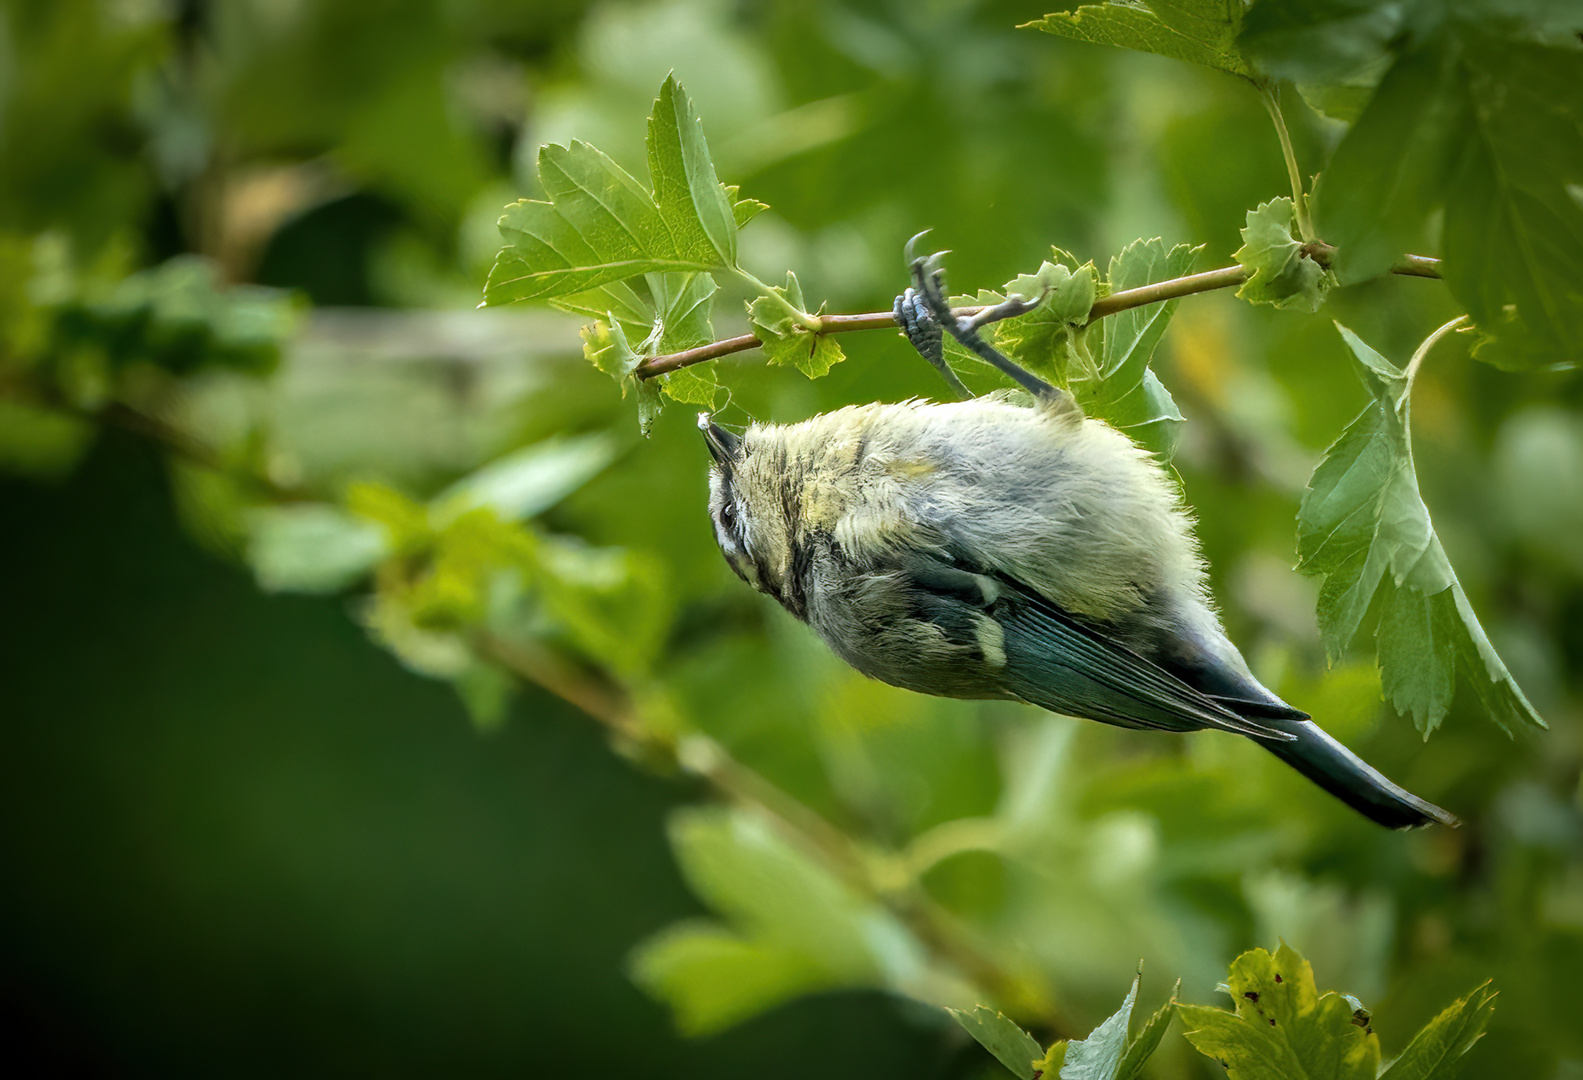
[1255,717,1459,829]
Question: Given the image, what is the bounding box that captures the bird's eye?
[720,501,737,530]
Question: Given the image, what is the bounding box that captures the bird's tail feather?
[1255,718,1459,829]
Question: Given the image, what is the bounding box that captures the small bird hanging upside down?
[700,247,1456,829]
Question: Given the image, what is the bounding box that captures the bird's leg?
[893,284,973,400]
[895,239,1060,402]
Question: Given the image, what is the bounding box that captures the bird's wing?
[902,551,1294,741]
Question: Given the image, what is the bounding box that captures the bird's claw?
[894,240,1060,403]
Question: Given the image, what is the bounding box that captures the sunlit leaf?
[1178,943,1379,1080]
[1025,0,1256,82]
[483,77,746,307]
[648,74,738,269]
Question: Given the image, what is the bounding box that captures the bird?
[697,247,1457,829]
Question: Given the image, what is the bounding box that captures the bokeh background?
[2,1,1580,1077]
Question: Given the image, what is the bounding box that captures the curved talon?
[903,229,933,266]
[897,246,1060,402]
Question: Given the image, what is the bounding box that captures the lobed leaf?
[484,143,719,307]
[993,255,1097,388]
[1310,24,1583,367]
[1075,238,1198,457]
[748,270,844,379]
[1441,38,1583,369]
[648,73,739,269]
[1234,199,1333,311]
[1295,324,1545,735]
[484,76,747,310]
[1025,0,1255,82]
[1178,943,1378,1080]
[1312,39,1469,286]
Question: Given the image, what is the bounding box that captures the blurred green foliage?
[2,1,1581,1078]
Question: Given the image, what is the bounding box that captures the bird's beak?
[698,413,742,467]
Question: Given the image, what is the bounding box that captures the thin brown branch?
[635,252,1443,380]
[1084,264,1249,324]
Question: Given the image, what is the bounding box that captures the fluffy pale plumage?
[702,393,1458,828]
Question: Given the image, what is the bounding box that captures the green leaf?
[630,923,837,1037]
[1311,27,1583,365]
[1295,324,1546,735]
[1238,0,1406,86]
[1442,38,1583,369]
[1117,984,1178,1080]
[484,143,719,306]
[946,1005,1044,1080]
[581,317,640,381]
[1312,36,1471,285]
[651,272,721,406]
[484,76,751,307]
[49,256,297,378]
[1377,981,1497,1080]
[532,537,671,677]
[992,255,1098,388]
[1177,943,1379,1080]
[1060,973,1137,1080]
[648,74,738,269]
[452,662,513,732]
[1075,238,1198,457]
[1025,0,1256,81]
[749,270,844,378]
[1035,1041,1070,1077]
[725,183,770,228]
[430,433,620,528]
[1234,199,1333,310]
[582,318,666,436]
[247,504,388,594]
[632,806,923,1034]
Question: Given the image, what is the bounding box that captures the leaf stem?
[1261,88,1314,241]
[635,254,1442,379]
[733,267,822,332]
[1402,314,1472,405]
